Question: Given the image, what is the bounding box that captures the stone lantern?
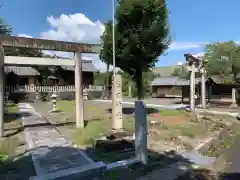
[49,91,58,112]
[83,87,88,100]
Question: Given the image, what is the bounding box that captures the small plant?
[39,92,48,101]
[0,137,19,159]
[159,109,185,116]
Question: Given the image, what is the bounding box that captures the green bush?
[39,92,48,101]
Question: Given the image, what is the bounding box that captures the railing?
[5,85,104,93]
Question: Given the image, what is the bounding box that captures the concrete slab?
[19,103,102,180]
[180,151,216,166]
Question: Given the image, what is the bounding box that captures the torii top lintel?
[0,35,101,53]
[184,53,201,64]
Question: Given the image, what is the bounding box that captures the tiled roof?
[61,60,97,72]
[151,76,201,86]
[5,66,39,76]
[5,60,97,76]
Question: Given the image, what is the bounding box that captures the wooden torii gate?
[0,35,101,137]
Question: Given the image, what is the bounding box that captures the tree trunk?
[135,70,143,100]
[105,64,110,97]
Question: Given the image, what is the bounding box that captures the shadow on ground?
[1,144,239,180]
[0,145,190,180]
[208,101,234,108]
[175,168,240,180]
[107,107,159,115]
[4,112,31,123]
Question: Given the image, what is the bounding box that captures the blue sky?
[1,0,240,70]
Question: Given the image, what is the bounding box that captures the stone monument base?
[230,103,238,108]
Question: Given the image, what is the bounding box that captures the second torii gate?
[184,53,207,111]
[0,35,101,137]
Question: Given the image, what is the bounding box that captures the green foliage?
[171,67,190,79]
[94,71,155,97]
[100,0,170,99]
[39,92,48,101]
[99,22,113,67]
[0,16,43,57]
[4,47,43,57]
[204,41,240,83]
[0,17,11,35]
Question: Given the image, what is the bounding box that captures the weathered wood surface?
[0,35,101,53]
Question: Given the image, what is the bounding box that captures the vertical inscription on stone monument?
[112,74,123,130]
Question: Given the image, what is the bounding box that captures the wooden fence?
[5,85,104,93]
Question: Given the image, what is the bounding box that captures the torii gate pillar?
[74,52,84,128]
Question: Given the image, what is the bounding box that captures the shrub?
[39,92,48,101]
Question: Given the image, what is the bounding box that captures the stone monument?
[135,101,148,165]
[112,74,123,130]
[230,88,238,108]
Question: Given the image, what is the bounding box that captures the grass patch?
[0,137,19,160]
[178,123,208,138]
[0,104,21,161]
[205,123,240,157]
[6,105,19,114]
[72,117,111,146]
[160,121,208,139]
[55,101,231,155]
[56,100,135,146]
[71,116,135,146]
[159,109,186,116]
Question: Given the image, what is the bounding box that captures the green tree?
[204,41,240,83]
[0,16,43,57]
[0,16,47,84]
[100,0,170,99]
[0,17,11,35]
[171,67,190,79]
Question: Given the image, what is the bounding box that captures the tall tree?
[171,67,190,79]
[100,0,170,99]
[0,16,43,57]
[0,17,11,35]
[204,41,240,83]
[99,22,113,93]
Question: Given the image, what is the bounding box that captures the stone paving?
[18,103,102,179]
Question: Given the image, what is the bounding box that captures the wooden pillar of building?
[181,86,184,104]
[0,45,4,137]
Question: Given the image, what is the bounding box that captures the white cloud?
[168,42,206,51]
[18,33,33,38]
[39,13,108,71]
[177,61,183,65]
[193,52,205,58]
[41,13,105,43]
